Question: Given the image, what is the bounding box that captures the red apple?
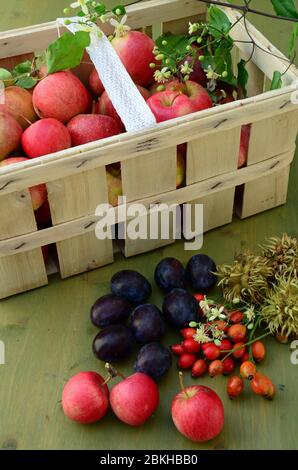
[238,124,251,169]
[149,79,181,95]
[0,86,38,129]
[147,90,195,123]
[35,199,52,227]
[95,85,150,130]
[147,81,212,123]
[0,157,47,211]
[67,114,121,147]
[62,371,109,424]
[112,31,157,86]
[89,68,104,96]
[22,118,71,158]
[160,79,212,111]
[172,382,224,442]
[110,372,159,426]
[32,71,90,123]
[0,112,23,159]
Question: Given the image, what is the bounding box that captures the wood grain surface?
[0,0,297,450]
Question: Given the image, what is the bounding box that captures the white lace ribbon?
[57,17,157,132]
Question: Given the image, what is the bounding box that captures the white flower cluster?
[193,325,211,344]
[180,61,193,76]
[188,22,201,35]
[199,297,227,322]
[154,67,172,83]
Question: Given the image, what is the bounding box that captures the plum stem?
[179,371,189,398]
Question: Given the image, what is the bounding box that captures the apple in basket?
[0,157,47,211]
[238,124,251,169]
[89,67,105,96]
[32,71,91,123]
[147,80,212,123]
[22,118,71,158]
[106,170,123,207]
[0,86,38,129]
[111,30,158,87]
[95,85,151,130]
[0,111,23,159]
[67,114,122,146]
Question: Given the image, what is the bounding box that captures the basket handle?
[57,17,157,133]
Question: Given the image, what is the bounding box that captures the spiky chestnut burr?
[216,252,274,304]
[260,274,298,342]
[260,233,298,277]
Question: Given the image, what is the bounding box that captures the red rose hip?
[191,359,207,378]
[178,353,197,370]
[182,338,201,354]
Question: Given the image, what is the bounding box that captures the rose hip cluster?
[171,294,275,401]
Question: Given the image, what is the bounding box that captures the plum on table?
[134,342,172,381]
[162,288,198,328]
[90,294,131,328]
[186,254,217,291]
[111,270,152,304]
[154,257,186,292]
[130,304,166,343]
[93,324,134,363]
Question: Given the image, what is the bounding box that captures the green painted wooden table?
[0,0,297,451]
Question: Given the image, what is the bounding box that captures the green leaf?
[156,33,191,59]
[271,0,298,19]
[13,60,32,76]
[237,59,249,98]
[289,24,298,57]
[46,31,90,75]
[15,76,37,89]
[94,3,106,15]
[208,5,232,38]
[213,42,237,87]
[270,71,283,90]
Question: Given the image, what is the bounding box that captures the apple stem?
[6,104,33,126]
[104,362,126,381]
[179,371,189,398]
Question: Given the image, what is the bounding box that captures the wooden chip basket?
[0,0,297,299]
